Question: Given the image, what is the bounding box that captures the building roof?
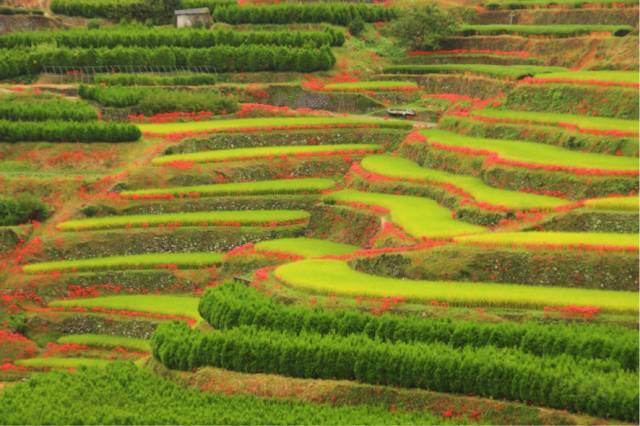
[174,8,210,15]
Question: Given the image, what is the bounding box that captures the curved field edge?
[273,259,638,312]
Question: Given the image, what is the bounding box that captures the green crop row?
[323,81,419,91]
[152,143,383,165]
[533,70,638,85]
[383,64,566,79]
[254,237,358,257]
[0,26,344,49]
[51,0,171,21]
[585,196,639,211]
[454,231,638,249]
[199,282,638,370]
[78,85,239,116]
[15,357,113,370]
[152,322,639,421]
[0,95,98,122]
[0,363,450,424]
[120,178,336,199]
[93,73,219,86]
[0,45,335,80]
[459,24,634,37]
[57,210,310,231]
[23,252,224,273]
[0,120,140,143]
[274,259,638,312]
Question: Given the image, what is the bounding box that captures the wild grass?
[323,189,486,238]
[361,155,568,209]
[274,259,638,312]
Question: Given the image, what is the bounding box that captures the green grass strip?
[533,71,639,84]
[484,0,637,9]
[50,295,201,320]
[23,252,223,273]
[58,334,150,352]
[57,210,310,231]
[275,259,638,312]
[421,129,639,171]
[383,64,566,79]
[472,109,639,133]
[323,189,486,238]
[152,144,382,165]
[15,357,112,369]
[454,231,638,248]
[254,237,359,257]
[459,24,634,37]
[361,155,568,210]
[120,178,335,198]
[139,116,411,134]
[584,196,639,211]
[323,81,418,91]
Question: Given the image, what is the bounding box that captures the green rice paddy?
[323,189,486,238]
[57,210,310,231]
[459,24,634,37]
[15,357,113,369]
[360,155,568,209]
[275,259,637,312]
[383,64,566,79]
[322,81,418,91]
[138,116,411,135]
[454,231,638,248]
[471,109,639,134]
[152,144,382,165]
[23,252,224,273]
[421,129,639,171]
[120,178,336,198]
[533,71,639,85]
[50,295,201,320]
[584,196,639,211]
[254,237,359,257]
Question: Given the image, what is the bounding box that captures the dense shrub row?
[0,120,141,143]
[51,0,162,22]
[152,322,638,421]
[199,282,638,370]
[0,6,45,15]
[79,85,239,115]
[208,3,396,25]
[0,45,335,79]
[0,96,98,122]
[0,194,49,226]
[0,27,344,49]
[93,73,218,86]
[0,363,449,425]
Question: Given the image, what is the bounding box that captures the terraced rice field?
[530,71,639,86]
[23,252,224,273]
[383,64,567,79]
[50,295,201,321]
[470,109,639,135]
[15,357,113,370]
[254,237,359,257]
[139,116,412,135]
[324,189,486,238]
[58,334,151,352]
[421,129,639,172]
[360,155,569,209]
[57,210,310,231]
[322,81,419,91]
[584,196,639,211]
[454,231,639,250]
[120,178,336,199]
[274,259,638,312]
[152,144,382,165]
[459,24,635,37]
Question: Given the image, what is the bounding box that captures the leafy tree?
[390,3,458,51]
[348,16,365,36]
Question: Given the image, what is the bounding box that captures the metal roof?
[174,8,210,15]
